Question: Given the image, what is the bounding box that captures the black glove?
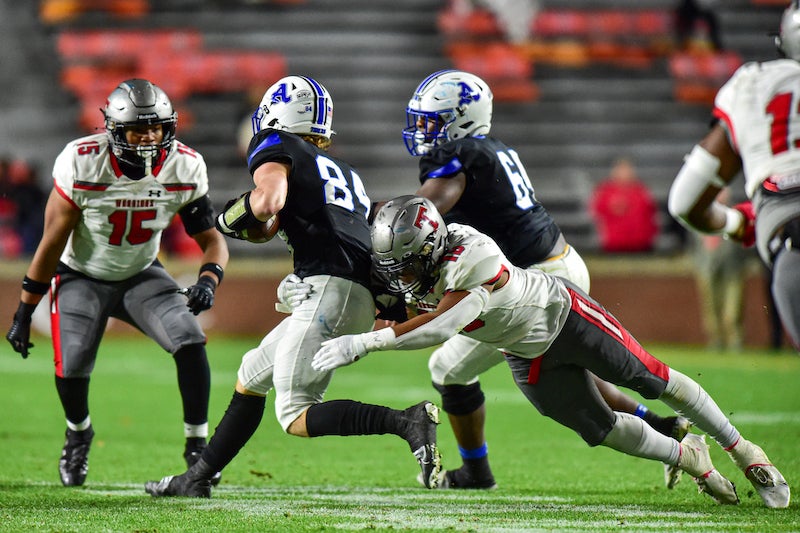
[6,302,37,359]
[185,276,216,315]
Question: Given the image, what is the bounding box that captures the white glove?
[275,274,312,313]
[311,334,368,372]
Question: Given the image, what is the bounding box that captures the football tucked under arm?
[239,213,279,243]
[216,192,280,243]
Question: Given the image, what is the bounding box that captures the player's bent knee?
[433,381,485,415]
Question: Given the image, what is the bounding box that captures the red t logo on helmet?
[413,205,439,231]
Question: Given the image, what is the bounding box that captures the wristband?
[359,327,397,352]
[199,262,224,285]
[22,276,50,295]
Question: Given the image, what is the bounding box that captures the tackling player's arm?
[311,273,508,372]
[668,123,752,243]
[6,188,80,358]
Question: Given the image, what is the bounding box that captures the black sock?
[202,391,265,472]
[55,375,90,425]
[173,343,210,426]
[305,400,399,437]
[643,410,674,437]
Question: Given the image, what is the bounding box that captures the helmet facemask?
[103,79,177,174]
[402,70,493,156]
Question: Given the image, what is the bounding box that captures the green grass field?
[1,335,799,532]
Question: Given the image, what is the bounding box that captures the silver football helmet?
[371,195,448,299]
[777,1,800,61]
[251,75,334,139]
[403,70,493,156]
[103,79,177,168]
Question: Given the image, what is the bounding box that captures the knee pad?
[433,381,485,415]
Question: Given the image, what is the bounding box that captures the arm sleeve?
[393,287,489,351]
[178,194,216,235]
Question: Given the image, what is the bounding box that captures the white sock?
[184,422,208,439]
[66,416,91,432]
[660,368,739,448]
[601,412,681,465]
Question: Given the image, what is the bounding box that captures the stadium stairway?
[0,1,77,172]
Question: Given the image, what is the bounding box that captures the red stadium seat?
[55,28,286,131]
[669,50,743,104]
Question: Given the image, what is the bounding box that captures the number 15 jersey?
[53,133,209,281]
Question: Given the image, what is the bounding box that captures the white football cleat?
[727,439,790,508]
[662,416,693,489]
[678,433,739,505]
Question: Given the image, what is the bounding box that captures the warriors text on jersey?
[415,223,570,358]
[418,136,560,267]
[246,129,373,287]
[53,133,209,281]
[714,59,800,198]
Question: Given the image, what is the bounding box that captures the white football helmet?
[371,195,448,299]
[777,1,800,61]
[403,70,493,156]
[251,75,334,139]
[103,78,177,168]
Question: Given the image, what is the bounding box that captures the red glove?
[731,201,755,248]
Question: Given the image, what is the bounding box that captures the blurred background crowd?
[0,0,788,348]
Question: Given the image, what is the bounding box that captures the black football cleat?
[59,427,94,487]
[183,438,222,486]
[399,401,442,489]
[145,472,212,498]
[145,457,215,498]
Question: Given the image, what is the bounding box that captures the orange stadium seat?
[438,4,673,71]
[41,0,149,25]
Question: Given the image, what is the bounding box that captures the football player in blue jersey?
[145,76,441,498]
[399,70,690,489]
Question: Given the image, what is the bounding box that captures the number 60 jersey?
[53,133,210,281]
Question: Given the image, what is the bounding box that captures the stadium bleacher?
[0,0,785,255]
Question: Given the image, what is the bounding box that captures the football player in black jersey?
[145,76,442,497]
[400,70,690,490]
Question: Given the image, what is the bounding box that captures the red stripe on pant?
[50,274,64,378]
[567,288,670,381]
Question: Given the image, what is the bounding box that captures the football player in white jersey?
[669,2,800,351]
[5,79,229,487]
[312,196,791,508]
[396,69,689,490]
